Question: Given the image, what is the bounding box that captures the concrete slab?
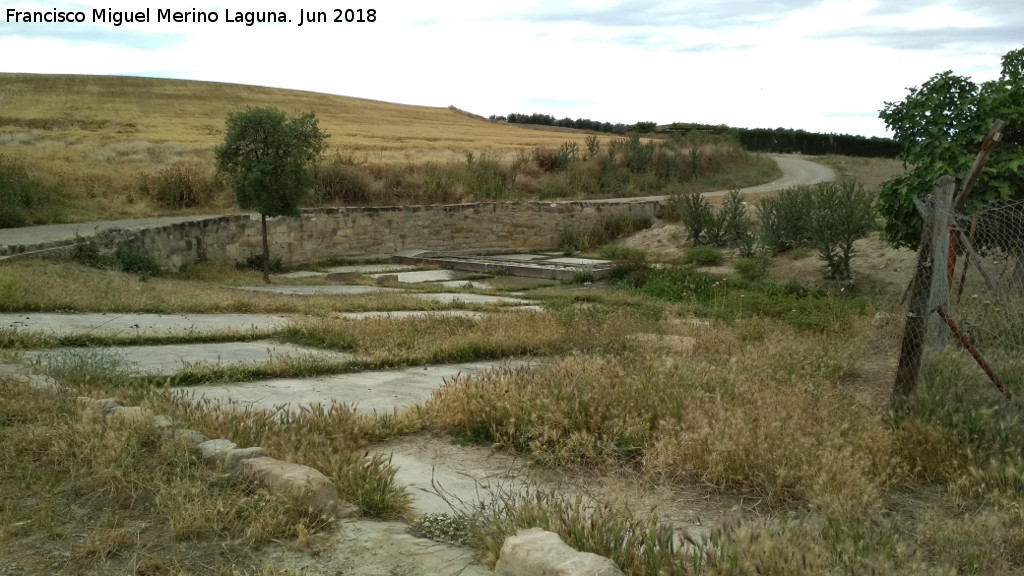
[338,310,486,321]
[412,293,532,306]
[324,264,417,274]
[370,270,459,284]
[236,285,400,296]
[369,436,529,516]
[178,360,530,414]
[27,341,354,376]
[546,257,612,266]
[0,313,291,337]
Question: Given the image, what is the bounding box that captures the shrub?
[805,180,876,281]
[683,246,725,266]
[557,141,580,171]
[676,192,714,244]
[464,153,516,199]
[624,134,655,173]
[598,245,647,261]
[0,154,57,227]
[734,256,770,281]
[757,186,814,253]
[558,214,653,254]
[313,153,375,205]
[140,161,221,209]
[533,148,562,173]
[236,252,285,274]
[73,237,161,277]
[114,244,162,277]
[584,135,600,158]
[558,227,590,254]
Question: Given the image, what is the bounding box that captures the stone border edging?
[8,368,627,575]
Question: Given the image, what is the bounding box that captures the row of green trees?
[491,115,901,158]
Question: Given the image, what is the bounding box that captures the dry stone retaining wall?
[129,200,660,270]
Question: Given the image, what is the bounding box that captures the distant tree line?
[489,114,900,158]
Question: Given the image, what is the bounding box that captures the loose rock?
[238,456,355,517]
[495,528,624,576]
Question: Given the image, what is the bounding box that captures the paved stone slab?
[370,270,459,284]
[0,313,292,337]
[178,360,529,414]
[338,310,486,321]
[412,293,532,306]
[27,341,354,376]
[325,264,417,274]
[236,285,400,296]
[546,257,612,266]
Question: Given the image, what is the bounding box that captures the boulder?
[76,397,124,416]
[197,439,238,464]
[238,456,354,516]
[173,428,209,448]
[495,528,624,576]
[224,447,269,474]
[105,406,151,427]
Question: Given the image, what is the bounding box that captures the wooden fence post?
[892,175,956,408]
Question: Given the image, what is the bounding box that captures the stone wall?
[132,200,661,270]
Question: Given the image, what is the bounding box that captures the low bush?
[313,153,376,205]
[140,161,222,209]
[235,252,285,274]
[683,246,724,266]
[733,256,770,281]
[0,154,60,227]
[675,192,714,244]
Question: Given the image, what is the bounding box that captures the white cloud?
[0,0,1020,137]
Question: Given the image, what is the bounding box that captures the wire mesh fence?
[918,197,1024,399]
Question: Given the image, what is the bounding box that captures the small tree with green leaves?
[215,107,328,282]
[806,181,876,281]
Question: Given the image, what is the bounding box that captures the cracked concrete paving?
[0,312,292,337]
[24,341,354,376]
[176,360,532,415]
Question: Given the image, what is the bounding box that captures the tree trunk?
[261,213,270,284]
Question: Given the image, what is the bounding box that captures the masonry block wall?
[133,200,662,270]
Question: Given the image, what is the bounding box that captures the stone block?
[106,406,152,427]
[238,456,354,516]
[495,528,624,576]
[224,447,269,474]
[150,414,179,434]
[197,439,238,463]
[174,428,209,448]
[76,396,124,416]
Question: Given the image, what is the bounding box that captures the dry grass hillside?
[0,73,779,223]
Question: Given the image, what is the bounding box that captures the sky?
[1,0,1021,138]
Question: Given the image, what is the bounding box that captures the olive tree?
[215,107,328,282]
[877,47,1024,249]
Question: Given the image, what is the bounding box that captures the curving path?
[0,155,832,252]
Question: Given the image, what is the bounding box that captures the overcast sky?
[1,0,1021,137]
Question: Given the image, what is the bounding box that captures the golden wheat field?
[0,73,626,219]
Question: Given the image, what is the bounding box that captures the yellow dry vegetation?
[0,73,629,220]
[0,72,594,167]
